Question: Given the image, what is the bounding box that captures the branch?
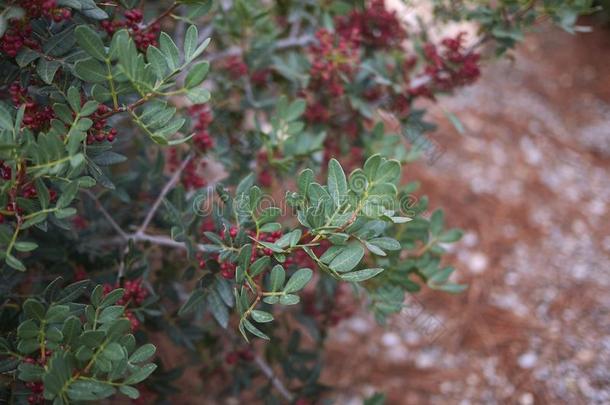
[136,152,194,236]
[253,354,295,402]
[207,34,314,62]
[219,328,295,402]
[82,190,127,240]
[105,232,216,253]
[143,2,179,31]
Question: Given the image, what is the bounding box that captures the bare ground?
[322,22,610,405]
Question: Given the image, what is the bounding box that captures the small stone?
[575,349,594,365]
[518,352,538,369]
[468,252,488,274]
[519,392,534,405]
[381,332,401,347]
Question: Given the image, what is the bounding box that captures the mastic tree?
[0,0,593,403]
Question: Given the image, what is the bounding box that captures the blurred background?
[320,15,610,405]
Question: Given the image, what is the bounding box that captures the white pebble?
[518,352,538,369]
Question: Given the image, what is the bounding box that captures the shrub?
[0,0,592,403]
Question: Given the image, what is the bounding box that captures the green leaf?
[269,265,285,292]
[17,320,39,339]
[191,37,210,61]
[341,268,384,282]
[80,100,99,116]
[129,344,156,363]
[37,58,61,84]
[260,222,281,233]
[327,158,347,206]
[285,99,306,121]
[23,299,45,320]
[98,305,124,323]
[375,159,401,184]
[429,209,444,236]
[55,208,77,219]
[119,385,140,399]
[184,61,209,88]
[100,288,124,307]
[102,342,124,361]
[438,228,463,243]
[159,32,180,71]
[18,363,44,381]
[146,46,168,78]
[251,310,274,323]
[0,102,13,130]
[92,152,127,166]
[279,294,300,305]
[207,290,229,328]
[75,25,106,61]
[66,86,81,113]
[364,240,386,256]
[257,240,284,253]
[74,58,107,83]
[61,316,82,345]
[67,380,116,401]
[56,181,79,209]
[14,241,38,252]
[45,305,69,323]
[124,363,157,385]
[79,0,109,20]
[186,87,211,103]
[283,268,312,293]
[21,212,47,230]
[242,319,269,340]
[297,168,313,196]
[16,48,39,67]
[368,237,401,251]
[329,244,364,273]
[183,25,198,62]
[363,154,382,180]
[250,256,270,277]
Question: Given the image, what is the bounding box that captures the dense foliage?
[0,0,592,403]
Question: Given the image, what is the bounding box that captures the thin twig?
[143,2,179,31]
[253,354,295,402]
[82,190,127,239]
[219,328,295,402]
[207,34,313,62]
[136,152,194,236]
[105,232,215,253]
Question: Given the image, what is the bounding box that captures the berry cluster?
[1,1,71,57]
[323,140,364,173]
[9,83,55,131]
[167,149,208,190]
[101,8,160,51]
[224,348,254,365]
[102,280,148,330]
[22,351,52,404]
[304,102,330,124]
[1,22,37,58]
[254,229,283,256]
[22,0,71,21]
[256,151,273,188]
[87,104,118,144]
[415,33,481,95]
[0,161,12,181]
[224,56,248,79]
[308,29,359,98]
[199,226,288,279]
[25,381,44,404]
[303,283,356,326]
[188,104,214,153]
[250,68,271,87]
[335,0,407,49]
